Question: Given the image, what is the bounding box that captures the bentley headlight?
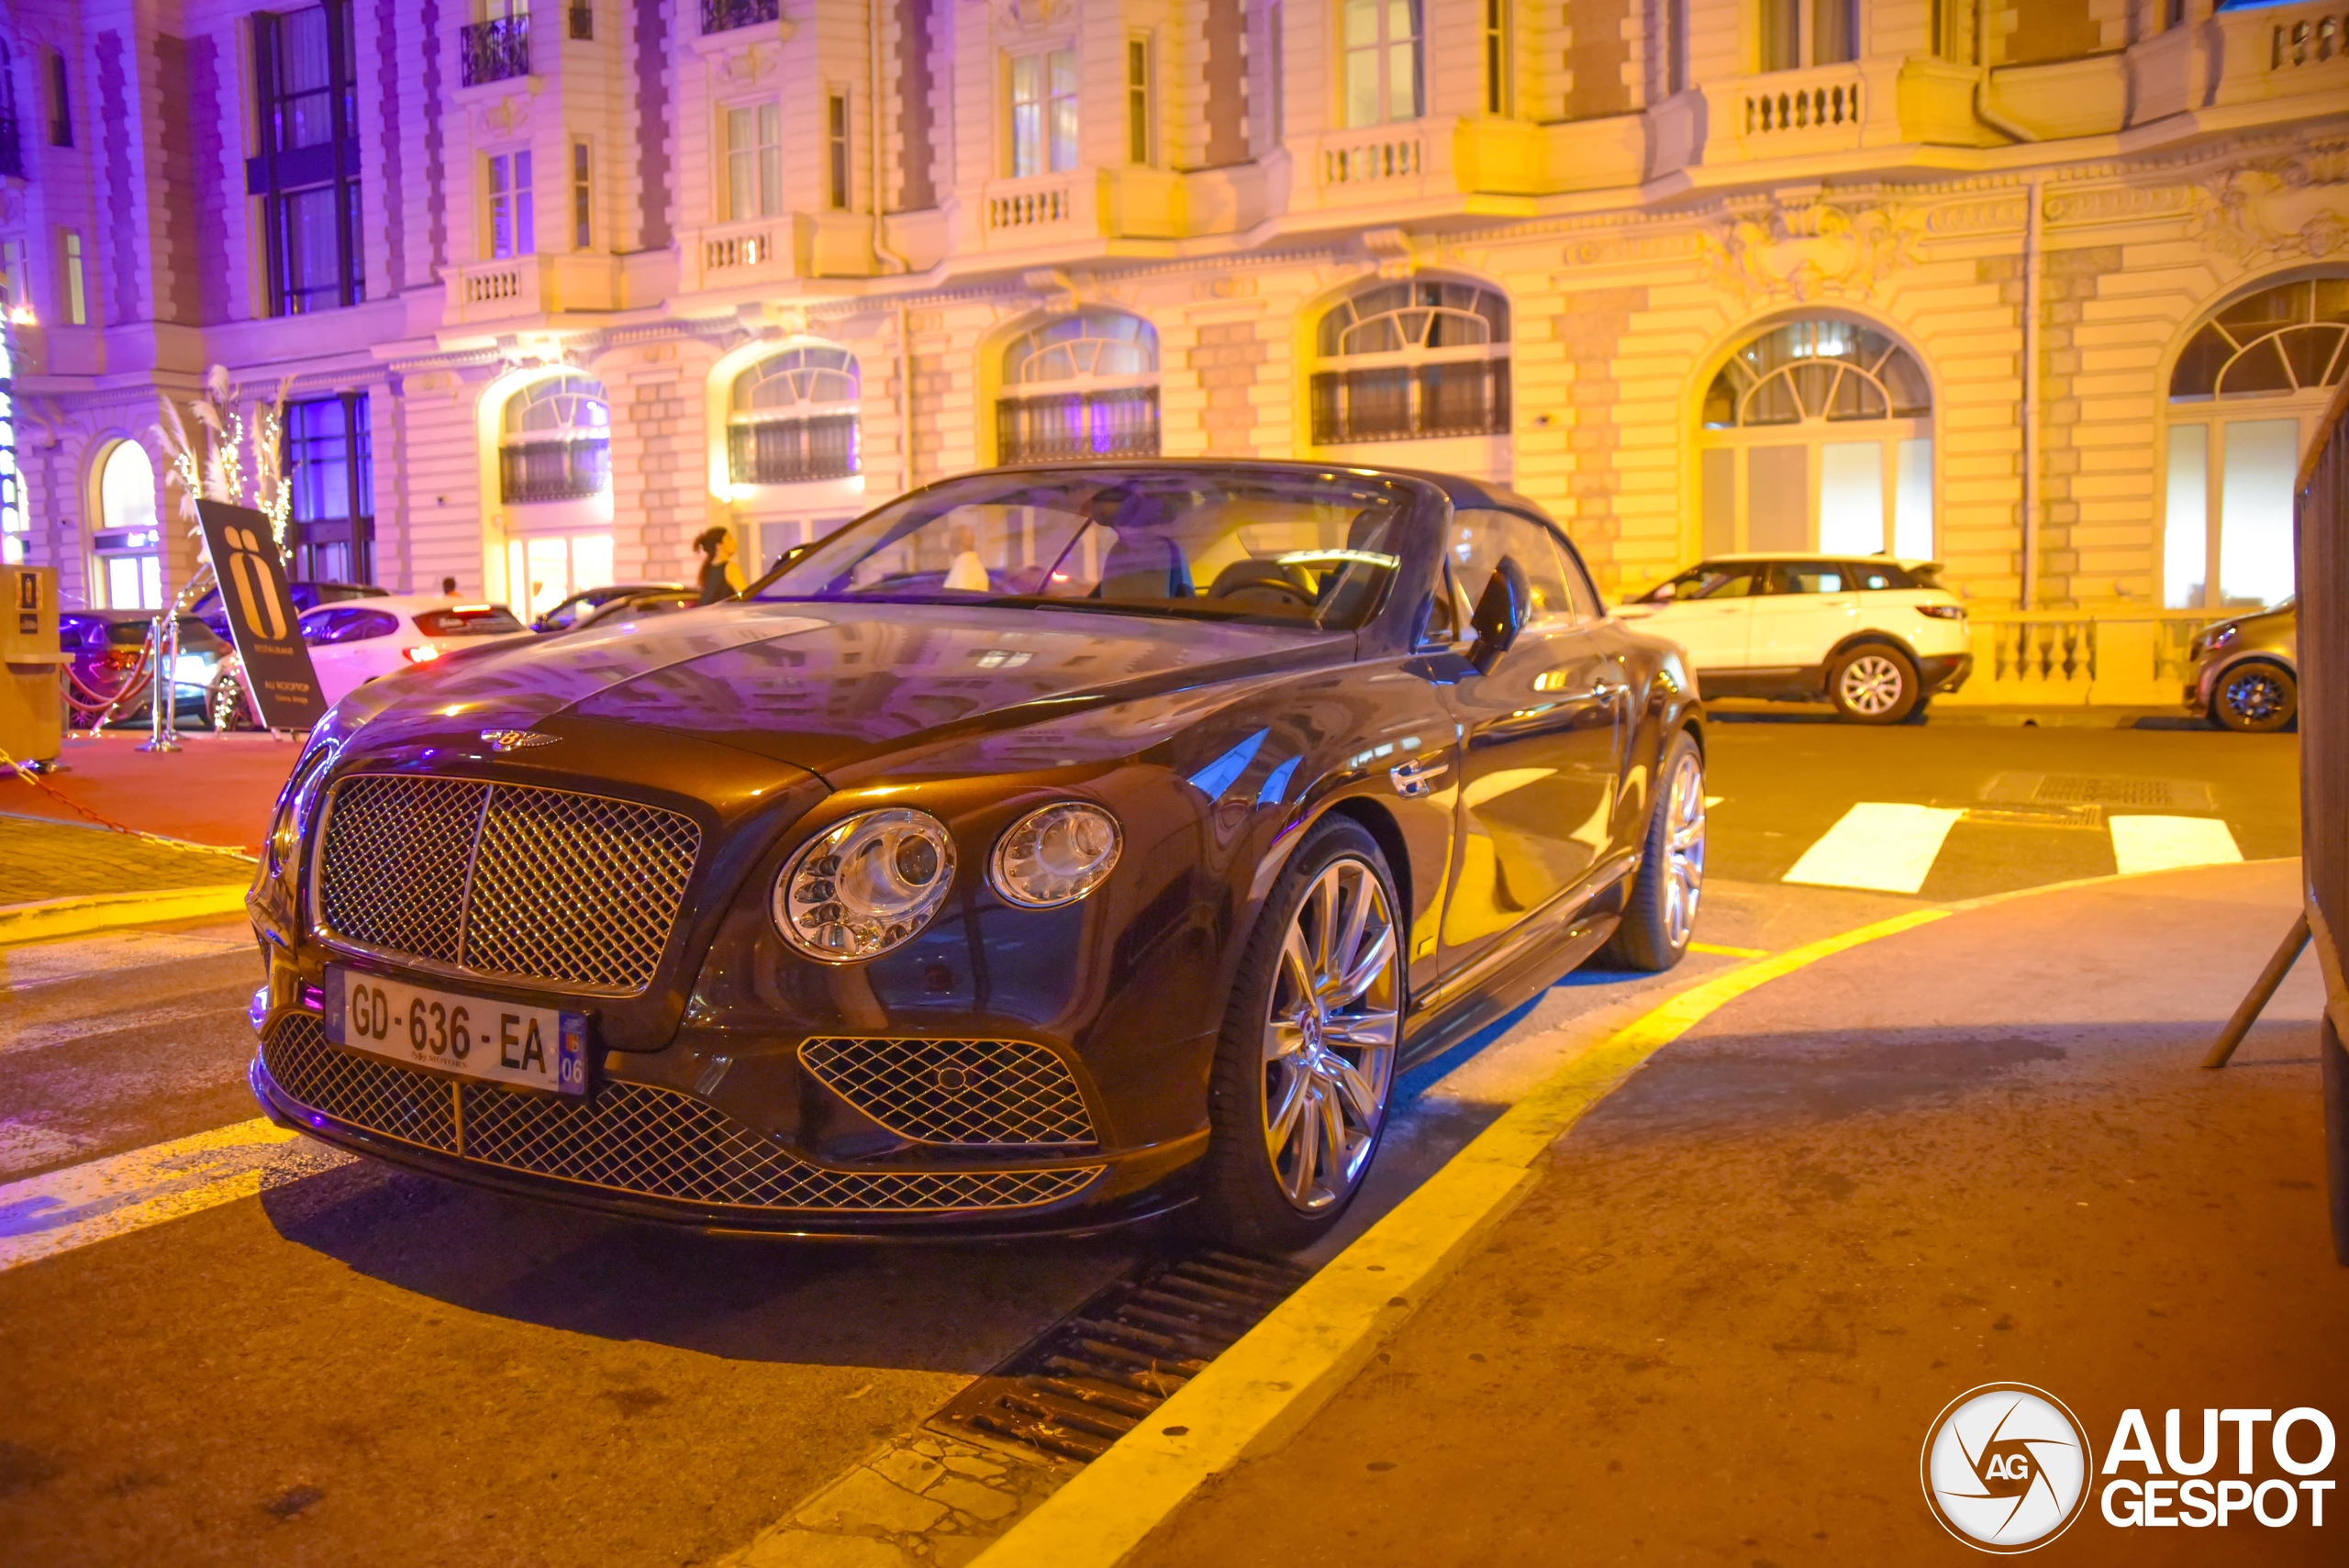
[774,807,956,961]
[990,803,1122,908]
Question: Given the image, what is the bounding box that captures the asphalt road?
[0,717,2302,1566]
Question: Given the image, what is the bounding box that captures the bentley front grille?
[315,773,700,995]
[261,1014,1104,1215]
[799,1037,1098,1148]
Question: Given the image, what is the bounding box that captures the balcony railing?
[729,417,860,485]
[500,438,610,505]
[1309,361,1511,445]
[1321,132,1423,186]
[461,16,531,87]
[701,0,781,34]
[1744,74,1864,136]
[989,183,1074,230]
[2269,7,2347,69]
[997,390,1160,463]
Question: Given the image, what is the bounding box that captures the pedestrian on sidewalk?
[695,527,745,605]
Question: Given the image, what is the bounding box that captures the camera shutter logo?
[1921,1384,2094,1552]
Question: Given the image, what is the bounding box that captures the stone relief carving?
[2043,185,2194,226]
[1926,197,2028,235]
[992,0,1071,32]
[717,41,786,84]
[1562,231,1706,269]
[475,94,529,139]
[1698,200,1925,306]
[2196,147,2349,262]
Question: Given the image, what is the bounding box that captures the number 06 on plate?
[323,965,589,1095]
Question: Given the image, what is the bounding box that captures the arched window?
[2164,276,2349,608]
[499,373,610,504]
[93,440,163,608]
[1697,318,1934,559]
[729,346,860,484]
[996,309,1160,463]
[1310,279,1510,445]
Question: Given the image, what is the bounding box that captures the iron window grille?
[569,3,594,40]
[461,15,531,86]
[996,309,1161,463]
[702,0,782,34]
[250,0,365,317]
[1310,280,1511,444]
[729,347,862,484]
[0,43,21,179]
[43,50,67,149]
[500,373,612,504]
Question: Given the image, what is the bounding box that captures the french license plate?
[322,966,587,1096]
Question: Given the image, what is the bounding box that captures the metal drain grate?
[1980,773,2217,812]
[931,1251,1309,1462]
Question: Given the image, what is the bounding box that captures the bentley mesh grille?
[315,773,699,995]
[261,1014,1103,1214]
[799,1038,1098,1147]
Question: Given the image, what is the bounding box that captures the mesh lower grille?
[315,773,699,995]
[799,1038,1097,1147]
[261,1014,1103,1215]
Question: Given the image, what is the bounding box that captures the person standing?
[695,526,746,605]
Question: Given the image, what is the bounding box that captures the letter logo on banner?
[193,499,328,730]
[1921,1384,2095,1552]
[224,521,292,639]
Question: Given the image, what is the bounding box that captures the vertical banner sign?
[194,499,328,729]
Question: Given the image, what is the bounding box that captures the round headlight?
[774,807,957,962]
[990,803,1123,908]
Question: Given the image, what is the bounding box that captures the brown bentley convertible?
[246,462,1706,1248]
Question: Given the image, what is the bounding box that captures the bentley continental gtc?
[246,462,1707,1248]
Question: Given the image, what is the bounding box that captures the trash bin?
[0,563,63,767]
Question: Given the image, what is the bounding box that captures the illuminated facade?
[4,0,2346,618]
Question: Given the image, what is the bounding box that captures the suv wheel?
[1828,645,1920,724]
[2210,662,2297,733]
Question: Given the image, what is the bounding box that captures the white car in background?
[297,595,532,708]
[1615,553,1972,724]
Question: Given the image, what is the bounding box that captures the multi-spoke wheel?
[1199,818,1402,1249]
[1604,728,1706,972]
[1829,645,1920,725]
[2210,662,2297,733]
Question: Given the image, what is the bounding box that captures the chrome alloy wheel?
[1837,652,1908,717]
[1263,857,1400,1212]
[2221,668,2287,724]
[1660,744,1708,951]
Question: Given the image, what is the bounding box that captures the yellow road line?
[971,906,1951,1568]
[1687,940,1770,958]
[0,1116,350,1274]
[0,884,251,947]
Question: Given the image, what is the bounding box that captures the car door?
[1627,562,1764,673]
[1432,510,1625,986]
[1748,561,1858,674]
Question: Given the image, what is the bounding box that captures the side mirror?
[1469,556,1530,673]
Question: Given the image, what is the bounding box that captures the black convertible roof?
[968,458,1559,523]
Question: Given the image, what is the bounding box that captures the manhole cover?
[1980,773,2216,811]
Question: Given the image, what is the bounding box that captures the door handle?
[1389,757,1451,797]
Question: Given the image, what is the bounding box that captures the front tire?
[1604,730,1706,972]
[2210,662,2297,733]
[1197,818,1403,1252]
[1828,645,1920,724]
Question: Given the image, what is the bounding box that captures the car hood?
[334,599,1353,779]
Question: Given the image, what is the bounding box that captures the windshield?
[749,469,1410,630]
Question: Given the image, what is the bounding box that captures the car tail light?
[401,643,441,664]
[1918,604,1965,621]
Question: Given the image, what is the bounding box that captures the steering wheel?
[1206,561,1317,610]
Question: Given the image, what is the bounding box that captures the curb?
[967,906,1952,1568]
[0,884,253,946]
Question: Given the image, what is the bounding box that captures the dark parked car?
[246,462,1706,1248]
[60,609,229,727]
[2187,598,2298,732]
[530,583,691,634]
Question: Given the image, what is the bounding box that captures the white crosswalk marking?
[0,1118,350,1273]
[2109,815,2244,876]
[1783,803,1966,895]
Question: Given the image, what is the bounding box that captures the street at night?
[6,715,2340,1565]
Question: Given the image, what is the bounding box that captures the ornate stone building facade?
[5,0,2345,628]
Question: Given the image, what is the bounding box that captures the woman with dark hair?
[695,526,745,605]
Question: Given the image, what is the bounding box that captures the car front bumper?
[1918,652,1973,695]
[250,1007,1205,1237]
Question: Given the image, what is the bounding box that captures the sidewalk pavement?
[4,732,300,853]
[1124,858,2348,1567]
[1,816,255,907]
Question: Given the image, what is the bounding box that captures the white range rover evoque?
[1614,553,1972,724]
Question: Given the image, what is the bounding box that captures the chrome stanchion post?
[137,611,181,753]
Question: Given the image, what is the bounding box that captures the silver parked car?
[2187,599,2297,732]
